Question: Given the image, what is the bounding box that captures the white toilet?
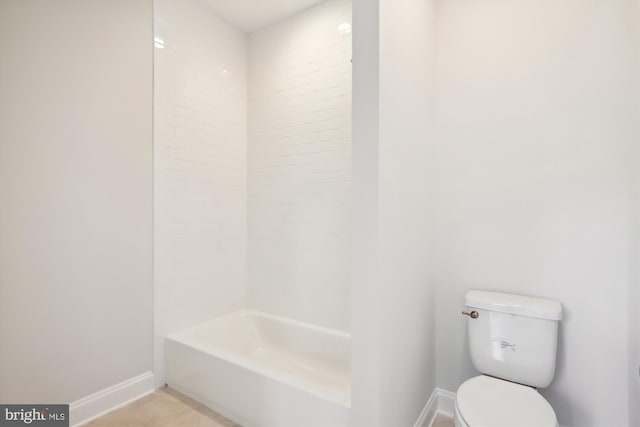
[455,290,562,427]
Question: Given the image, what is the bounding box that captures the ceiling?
[200,0,327,34]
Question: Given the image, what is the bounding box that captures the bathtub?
[165,309,351,427]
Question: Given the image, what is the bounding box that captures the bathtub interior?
[166,309,351,407]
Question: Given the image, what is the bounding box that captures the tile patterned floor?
[87,386,455,427]
[86,387,240,427]
[432,414,455,427]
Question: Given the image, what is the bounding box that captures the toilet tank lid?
[465,290,562,320]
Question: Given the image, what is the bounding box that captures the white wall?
[350,0,380,424]
[631,5,640,424]
[351,0,436,425]
[247,0,352,331]
[433,1,639,426]
[153,0,247,386]
[0,0,153,402]
[377,0,436,425]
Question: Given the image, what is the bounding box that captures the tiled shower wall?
[153,0,247,386]
[154,0,352,379]
[247,0,352,331]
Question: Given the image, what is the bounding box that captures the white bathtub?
[165,309,351,427]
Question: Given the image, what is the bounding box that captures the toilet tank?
[465,290,562,388]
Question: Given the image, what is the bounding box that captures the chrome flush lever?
[462,310,479,319]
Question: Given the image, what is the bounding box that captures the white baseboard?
[69,371,155,427]
[414,387,569,427]
[413,388,438,427]
[413,388,456,427]
[434,388,456,418]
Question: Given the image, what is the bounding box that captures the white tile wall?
[153,0,247,386]
[247,0,352,331]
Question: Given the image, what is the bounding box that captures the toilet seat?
[455,375,558,427]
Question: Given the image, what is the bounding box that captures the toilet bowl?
[457,291,563,427]
[454,375,557,427]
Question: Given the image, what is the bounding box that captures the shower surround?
[153,0,352,422]
[247,0,352,332]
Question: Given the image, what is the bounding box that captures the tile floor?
[86,387,240,427]
[432,414,455,427]
[87,386,455,427]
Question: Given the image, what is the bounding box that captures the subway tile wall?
[153,0,247,386]
[247,0,352,331]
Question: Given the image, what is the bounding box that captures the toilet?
[455,290,562,427]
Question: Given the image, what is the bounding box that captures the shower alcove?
[152,0,352,425]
